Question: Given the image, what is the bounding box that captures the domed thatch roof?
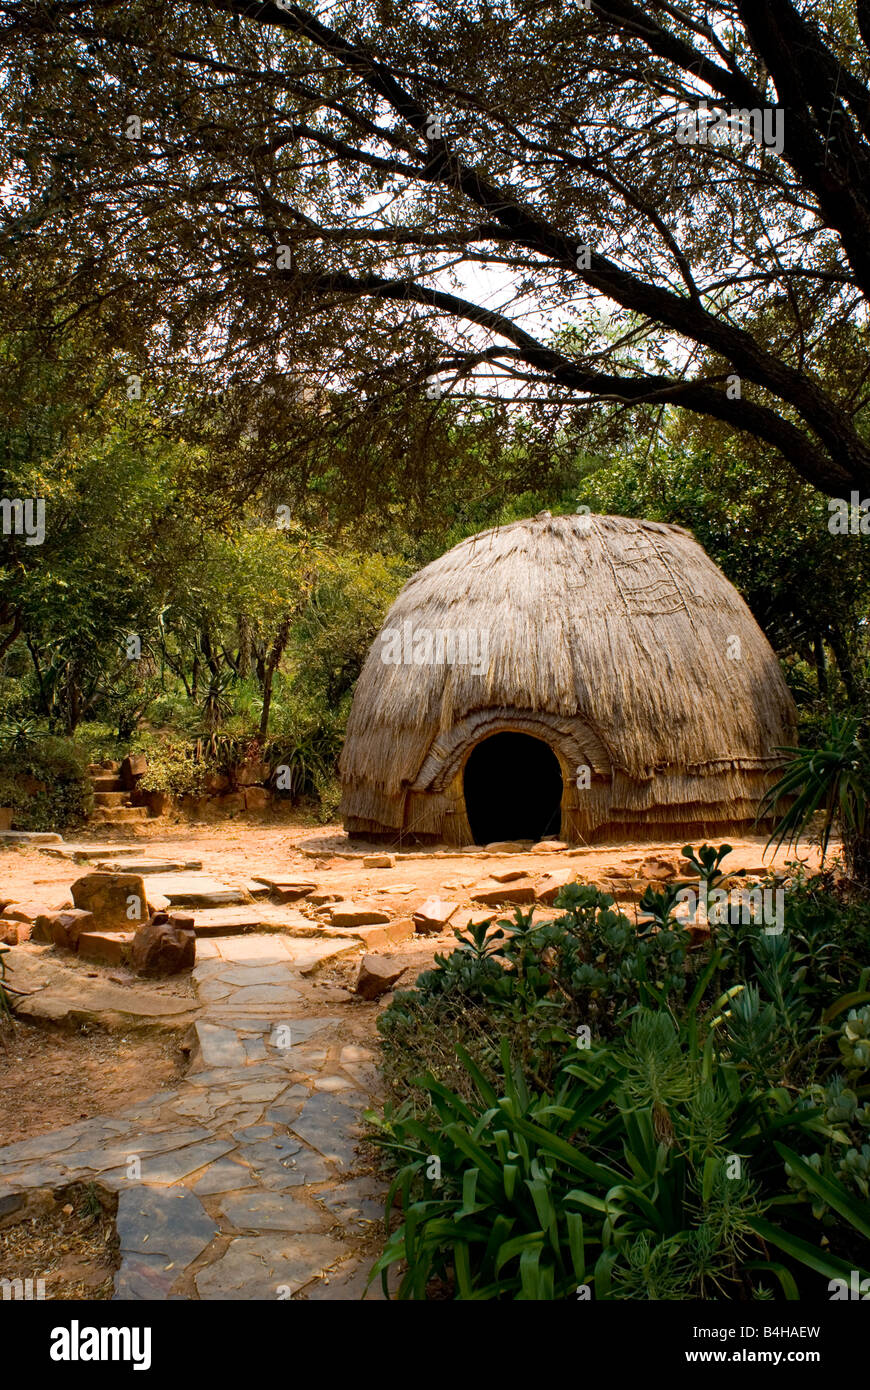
[339,512,796,844]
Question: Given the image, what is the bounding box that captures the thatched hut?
[339,512,796,845]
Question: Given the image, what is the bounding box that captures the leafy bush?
[369,1015,869,1300]
[370,856,870,1300]
[132,732,209,798]
[0,734,92,829]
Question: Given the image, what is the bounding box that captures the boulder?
[71,873,148,930]
[131,912,196,977]
[536,869,579,905]
[531,840,568,852]
[218,791,246,814]
[471,878,536,906]
[32,908,96,951]
[362,854,394,869]
[119,753,148,791]
[0,921,19,946]
[354,955,407,1000]
[235,760,271,787]
[268,882,317,903]
[412,898,459,933]
[244,786,271,811]
[329,903,391,928]
[484,840,533,853]
[78,931,135,965]
[1,901,44,925]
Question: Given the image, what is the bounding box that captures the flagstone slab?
[194,1022,248,1068]
[194,1232,344,1299]
[114,1252,178,1300]
[191,908,265,936]
[219,1191,329,1233]
[213,964,301,987]
[290,1093,364,1167]
[190,1158,259,1196]
[243,1037,268,1063]
[319,1177,385,1229]
[116,1185,218,1267]
[96,859,203,875]
[197,980,234,1002]
[0,831,63,844]
[144,874,249,907]
[209,936,295,963]
[103,1138,235,1186]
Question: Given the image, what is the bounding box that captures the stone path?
[0,934,386,1300]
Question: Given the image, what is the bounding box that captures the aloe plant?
[760,711,870,886]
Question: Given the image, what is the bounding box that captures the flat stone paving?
[0,932,385,1301]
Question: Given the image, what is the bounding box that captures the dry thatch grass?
[340,512,796,842]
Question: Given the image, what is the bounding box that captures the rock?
[0,809,12,831]
[362,854,394,868]
[1,901,45,925]
[310,891,343,906]
[536,869,579,905]
[119,753,148,790]
[244,787,271,811]
[131,912,196,976]
[78,930,135,965]
[412,897,459,933]
[205,772,230,794]
[236,760,271,787]
[218,791,246,814]
[355,954,407,1000]
[490,868,530,883]
[270,882,317,903]
[32,908,96,951]
[71,872,148,930]
[168,910,196,933]
[484,840,532,853]
[329,903,391,928]
[531,840,568,852]
[639,855,679,881]
[0,921,19,946]
[471,878,536,906]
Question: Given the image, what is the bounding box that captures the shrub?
[0,734,92,829]
[371,860,870,1300]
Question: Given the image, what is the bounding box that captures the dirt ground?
[0,1182,119,1300]
[0,818,826,1144]
[0,1024,189,1147]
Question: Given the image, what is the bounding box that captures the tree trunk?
[258,616,293,740]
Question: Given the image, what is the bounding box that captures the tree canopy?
[2,1,870,497]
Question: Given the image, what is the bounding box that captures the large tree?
[2,1,870,495]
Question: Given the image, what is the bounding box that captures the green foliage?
[0,734,91,829]
[761,710,870,883]
[372,856,870,1299]
[133,732,209,799]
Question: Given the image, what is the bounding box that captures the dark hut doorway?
[463,732,563,844]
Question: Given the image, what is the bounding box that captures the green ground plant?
[370,853,870,1300]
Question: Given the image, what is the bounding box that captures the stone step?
[95,858,204,875]
[93,791,131,807]
[191,908,265,937]
[90,775,125,792]
[0,830,64,844]
[40,844,145,861]
[90,806,150,823]
[145,875,251,908]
